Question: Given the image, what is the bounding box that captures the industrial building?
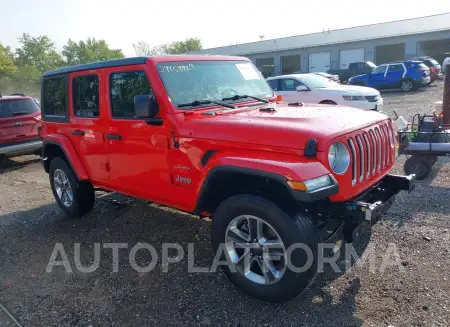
[193,13,450,77]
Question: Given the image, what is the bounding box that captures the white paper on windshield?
[236,63,260,80]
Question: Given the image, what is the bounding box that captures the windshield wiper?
[221,94,269,104]
[177,100,235,109]
[12,112,31,116]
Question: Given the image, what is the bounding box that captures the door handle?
[106,134,122,140]
[72,130,85,136]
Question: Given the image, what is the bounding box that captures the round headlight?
[328,142,350,174]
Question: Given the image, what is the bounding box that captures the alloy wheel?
[53,169,73,207]
[224,215,287,285]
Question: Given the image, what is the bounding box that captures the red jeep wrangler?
[40,56,414,302]
[0,93,42,163]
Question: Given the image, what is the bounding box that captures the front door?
[277,78,312,103]
[368,65,388,89]
[68,72,109,182]
[103,67,172,200]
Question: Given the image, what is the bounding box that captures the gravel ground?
[0,82,449,327]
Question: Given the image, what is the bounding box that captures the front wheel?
[212,194,319,302]
[49,157,95,217]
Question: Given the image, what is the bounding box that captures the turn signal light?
[286,180,307,191]
[276,94,283,103]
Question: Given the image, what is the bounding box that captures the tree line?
[0,34,202,97]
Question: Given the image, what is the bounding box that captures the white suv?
[267,73,383,111]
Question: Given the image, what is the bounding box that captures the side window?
[110,71,152,119]
[280,79,302,91]
[267,79,279,91]
[73,75,100,117]
[388,64,403,73]
[42,77,67,120]
[372,65,387,74]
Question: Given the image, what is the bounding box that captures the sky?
[1,0,450,57]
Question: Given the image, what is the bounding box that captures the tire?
[320,100,337,105]
[400,79,414,92]
[404,156,431,180]
[211,194,319,302]
[49,157,95,217]
[423,155,438,166]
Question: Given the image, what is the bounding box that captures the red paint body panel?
[44,133,89,180]
[41,56,397,213]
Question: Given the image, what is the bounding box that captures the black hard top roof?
[42,57,149,77]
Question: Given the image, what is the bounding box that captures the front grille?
[346,122,394,185]
[365,95,379,102]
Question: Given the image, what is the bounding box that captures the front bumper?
[353,98,383,112]
[0,140,42,157]
[421,76,431,84]
[327,173,415,242]
[344,174,415,223]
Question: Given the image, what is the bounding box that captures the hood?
[184,103,388,151]
[350,74,368,80]
[320,84,379,96]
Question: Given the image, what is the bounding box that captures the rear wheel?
[400,79,414,92]
[212,194,319,302]
[404,155,431,180]
[49,157,95,217]
[319,100,337,105]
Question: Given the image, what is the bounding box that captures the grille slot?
[375,127,385,168]
[368,130,377,174]
[347,138,357,185]
[365,95,379,102]
[355,135,364,182]
[362,132,371,178]
[346,123,392,185]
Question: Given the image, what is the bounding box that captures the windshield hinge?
[172,126,179,149]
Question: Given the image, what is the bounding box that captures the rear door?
[385,64,405,87]
[67,72,109,182]
[0,98,41,146]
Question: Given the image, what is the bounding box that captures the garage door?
[308,52,331,73]
[339,48,365,69]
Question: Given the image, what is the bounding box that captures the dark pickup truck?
[328,61,377,83]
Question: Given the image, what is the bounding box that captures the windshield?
[366,61,377,68]
[0,99,40,118]
[157,61,274,108]
[298,74,339,89]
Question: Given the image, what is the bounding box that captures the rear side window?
[73,75,100,117]
[267,79,279,91]
[42,77,68,121]
[0,99,40,118]
[388,64,403,72]
[109,71,152,118]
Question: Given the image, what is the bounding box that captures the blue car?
[348,61,431,92]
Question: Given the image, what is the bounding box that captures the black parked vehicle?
[328,61,376,83]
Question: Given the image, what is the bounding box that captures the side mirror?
[296,85,309,92]
[134,94,159,118]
